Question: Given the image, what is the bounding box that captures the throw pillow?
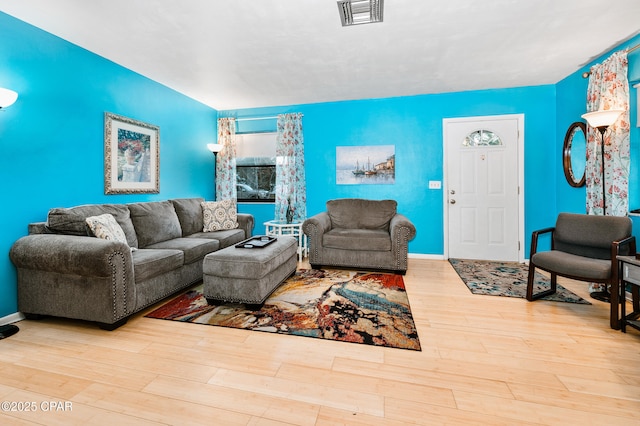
[86,213,135,251]
[202,199,239,232]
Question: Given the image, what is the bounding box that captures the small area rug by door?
[145,269,421,351]
[449,258,590,304]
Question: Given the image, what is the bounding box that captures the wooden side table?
[264,220,308,262]
[617,255,640,333]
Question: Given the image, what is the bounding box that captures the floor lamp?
[207,143,224,200]
[581,108,625,302]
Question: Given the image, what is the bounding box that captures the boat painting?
[336,145,395,185]
[352,160,365,176]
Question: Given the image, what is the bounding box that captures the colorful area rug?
[449,258,591,304]
[146,269,421,351]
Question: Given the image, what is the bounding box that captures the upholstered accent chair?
[526,212,635,329]
[302,198,416,274]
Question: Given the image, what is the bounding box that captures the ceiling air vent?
[337,0,384,26]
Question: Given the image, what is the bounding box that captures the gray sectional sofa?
[9,197,254,330]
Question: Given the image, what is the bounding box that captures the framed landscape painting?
[336,145,395,185]
[104,112,159,194]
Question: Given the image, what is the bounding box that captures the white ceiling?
[2,0,640,110]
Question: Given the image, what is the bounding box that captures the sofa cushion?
[188,229,246,248]
[532,250,612,280]
[128,201,182,248]
[145,238,219,264]
[47,204,138,248]
[327,199,397,231]
[131,249,184,282]
[171,197,205,236]
[85,213,135,251]
[202,200,239,232]
[323,228,392,251]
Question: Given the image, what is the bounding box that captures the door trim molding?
[442,113,525,262]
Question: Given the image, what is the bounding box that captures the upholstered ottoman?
[203,236,297,306]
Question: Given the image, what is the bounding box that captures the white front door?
[444,115,522,261]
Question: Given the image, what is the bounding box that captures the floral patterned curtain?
[274,113,306,222]
[585,50,630,216]
[216,118,237,201]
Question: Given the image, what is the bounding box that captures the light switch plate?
[428,180,441,189]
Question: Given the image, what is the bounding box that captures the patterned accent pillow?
[201,199,239,232]
[86,213,135,250]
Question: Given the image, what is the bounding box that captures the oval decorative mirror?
[562,121,587,187]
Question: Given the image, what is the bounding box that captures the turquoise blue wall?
[0,13,218,318]
[555,66,590,213]
[224,84,558,257]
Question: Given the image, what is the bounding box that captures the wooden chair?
[526,212,636,329]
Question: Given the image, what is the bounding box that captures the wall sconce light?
[581,108,624,303]
[207,144,224,200]
[0,87,18,109]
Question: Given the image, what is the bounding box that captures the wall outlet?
[428,180,441,189]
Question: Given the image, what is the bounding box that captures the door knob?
[450,199,456,204]
[450,190,456,195]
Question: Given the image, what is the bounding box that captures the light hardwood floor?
[0,258,639,425]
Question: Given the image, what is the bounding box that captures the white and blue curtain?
[585,50,630,217]
[274,113,306,222]
[584,51,630,295]
[215,117,237,201]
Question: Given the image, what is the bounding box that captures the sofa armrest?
[237,213,255,238]
[302,213,331,266]
[529,226,555,256]
[10,234,136,325]
[390,214,416,244]
[303,212,332,237]
[10,234,133,277]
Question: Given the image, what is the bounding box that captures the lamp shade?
[0,87,18,109]
[207,143,223,153]
[581,109,625,128]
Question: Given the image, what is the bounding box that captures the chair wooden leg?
[610,279,621,330]
[621,283,627,333]
[526,263,536,301]
[526,264,557,301]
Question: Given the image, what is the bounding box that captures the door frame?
[442,113,525,262]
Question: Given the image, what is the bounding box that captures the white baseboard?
[408,253,531,263]
[408,253,446,260]
[1,312,25,326]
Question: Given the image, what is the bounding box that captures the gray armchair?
[302,198,416,274]
[526,212,635,329]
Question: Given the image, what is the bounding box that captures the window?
[235,132,276,203]
[462,129,502,147]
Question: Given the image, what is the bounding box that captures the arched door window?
[462,130,503,147]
